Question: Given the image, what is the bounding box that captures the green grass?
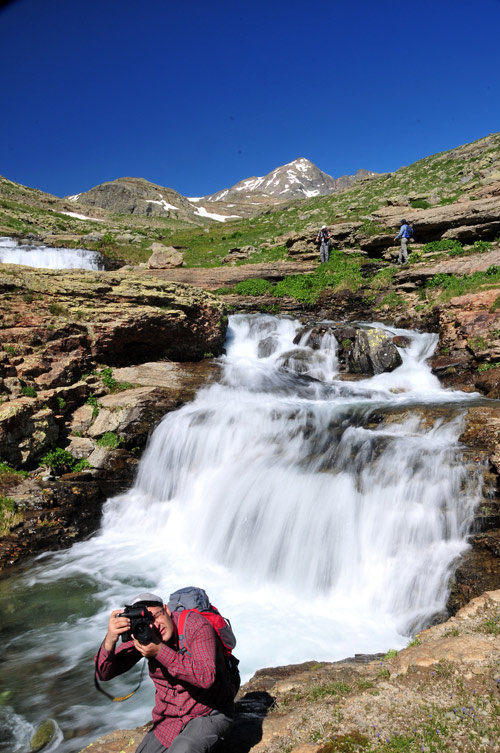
[425,265,500,299]
[309,681,352,700]
[234,278,273,296]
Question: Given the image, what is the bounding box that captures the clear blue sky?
[1,0,499,198]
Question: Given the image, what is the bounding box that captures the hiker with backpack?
[315,224,332,263]
[95,589,239,753]
[394,219,414,265]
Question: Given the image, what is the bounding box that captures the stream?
[0,313,484,752]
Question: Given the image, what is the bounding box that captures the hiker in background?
[95,592,236,753]
[394,219,414,265]
[315,224,331,263]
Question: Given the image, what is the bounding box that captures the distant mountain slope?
[204,158,378,202]
[67,177,203,222]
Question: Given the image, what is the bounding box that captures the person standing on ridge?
[316,224,331,263]
[394,219,413,265]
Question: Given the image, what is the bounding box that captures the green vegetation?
[272,252,363,303]
[49,302,69,317]
[234,278,273,296]
[96,432,121,449]
[0,461,29,479]
[383,649,398,660]
[406,637,422,647]
[422,239,463,255]
[309,681,352,701]
[410,198,431,209]
[477,361,500,372]
[100,367,133,393]
[426,265,500,299]
[21,385,37,398]
[478,615,500,635]
[86,393,100,418]
[40,448,91,476]
[0,494,20,535]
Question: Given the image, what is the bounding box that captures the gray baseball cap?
[131,592,164,607]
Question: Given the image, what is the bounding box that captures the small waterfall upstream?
[0,314,483,752]
[0,237,104,270]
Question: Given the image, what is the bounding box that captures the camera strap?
[94,646,147,702]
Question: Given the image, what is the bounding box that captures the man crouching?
[95,592,235,753]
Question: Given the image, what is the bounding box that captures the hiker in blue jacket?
[394,219,413,265]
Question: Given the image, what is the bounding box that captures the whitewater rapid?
[0,237,104,270]
[0,314,482,753]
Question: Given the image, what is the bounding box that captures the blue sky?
[1,0,499,198]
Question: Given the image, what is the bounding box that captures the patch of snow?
[57,210,105,222]
[302,188,320,198]
[67,194,81,202]
[194,207,241,222]
[187,197,203,202]
[147,196,181,212]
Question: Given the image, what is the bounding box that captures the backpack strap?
[177,609,194,655]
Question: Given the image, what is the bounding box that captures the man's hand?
[133,634,162,658]
[103,609,130,651]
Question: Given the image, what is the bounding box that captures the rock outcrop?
[0,266,227,568]
[81,590,500,753]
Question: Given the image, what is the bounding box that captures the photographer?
[95,592,235,753]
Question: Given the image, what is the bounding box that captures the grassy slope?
[1,131,499,274]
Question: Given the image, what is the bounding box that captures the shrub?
[410,198,431,209]
[422,239,463,255]
[97,432,121,449]
[40,448,90,475]
[21,385,37,398]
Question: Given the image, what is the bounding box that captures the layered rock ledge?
[0,267,227,568]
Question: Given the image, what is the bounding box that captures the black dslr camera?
[118,605,155,645]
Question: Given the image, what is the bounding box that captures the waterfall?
[0,314,482,753]
[0,237,104,270]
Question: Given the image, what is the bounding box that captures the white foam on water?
[0,237,104,270]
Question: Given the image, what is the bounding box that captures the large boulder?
[147,243,184,269]
[348,327,403,375]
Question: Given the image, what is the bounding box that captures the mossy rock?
[30,719,58,752]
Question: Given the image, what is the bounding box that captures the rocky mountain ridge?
[66,159,378,223]
[203,158,377,202]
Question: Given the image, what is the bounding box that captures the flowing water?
[0,237,104,270]
[0,314,484,752]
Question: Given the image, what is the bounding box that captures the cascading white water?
[0,237,104,270]
[0,314,483,753]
